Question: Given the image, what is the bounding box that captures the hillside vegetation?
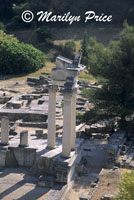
[0,0,134,27]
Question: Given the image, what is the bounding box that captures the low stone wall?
[106,131,126,162]
[0,139,83,184]
[0,96,11,104]
[0,147,36,167]
[0,109,48,122]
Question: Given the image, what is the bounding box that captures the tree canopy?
[81,24,134,135]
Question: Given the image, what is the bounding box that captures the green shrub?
[0,30,18,42]
[64,40,76,54]
[0,40,46,74]
[59,40,76,59]
[0,22,5,31]
[115,171,134,200]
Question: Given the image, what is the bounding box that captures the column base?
[61,153,71,159]
[71,148,75,151]
[19,144,29,148]
[46,145,56,150]
[0,143,9,146]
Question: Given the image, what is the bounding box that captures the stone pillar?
[19,130,28,147]
[71,89,77,150]
[1,117,9,145]
[47,85,58,149]
[62,93,73,158]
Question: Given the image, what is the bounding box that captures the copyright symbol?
[21,10,34,23]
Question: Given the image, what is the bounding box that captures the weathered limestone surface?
[19,130,28,147]
[79,194,91,200]
[30,142,82,183]
[71,90,77,150]
[62,93,73,157]
[10,147,36,167]
[36,130,43,138]
[38,175,54,188]
[6,101,23,109]
[106,131,126,162]
[1,117,9,145]
[5,149,18,167]
[0,109,48,122]
[47,85,58,149]
[0,150,7,167]
[0,96,11,104]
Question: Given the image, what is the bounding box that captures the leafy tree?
[115,171,134,200]
[59,40,76,59]
[81,33,90,67]
[64,40,76,54]
[0,30,18,42]
[81,24,134,135]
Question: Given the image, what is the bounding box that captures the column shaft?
[71,90,77,150]
[47,86,58,149]
[1,117,9,145]
[62,93,73,158]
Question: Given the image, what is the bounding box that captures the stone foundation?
[30,140,83,183]
[0,137,83,184]
[0,109,47,122]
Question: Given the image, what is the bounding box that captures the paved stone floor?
[8,133,83,160]
[0,167,67,200]
[0,168,49,200]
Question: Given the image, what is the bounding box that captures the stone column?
[1,117,9,145]
[71,89,77,150]
[19,130,28,147]
[47,85,58,149]
[62,93,73,158]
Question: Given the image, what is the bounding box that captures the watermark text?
[21,10,112,24]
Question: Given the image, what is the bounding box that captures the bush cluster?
[60,40,76,59]
[0,30,46,75]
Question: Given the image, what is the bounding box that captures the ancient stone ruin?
[0,53,86,186]
[0,54,131,200]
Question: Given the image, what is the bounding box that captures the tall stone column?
[47,85,58,149]
[1,117,9,145]
[62,93,73,158]
[71,89,77,150]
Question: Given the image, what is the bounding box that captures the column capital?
[2,116,9,120]
[63,88,77,99]
[48,84,58,92]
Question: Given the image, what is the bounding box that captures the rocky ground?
[66,167,130,200]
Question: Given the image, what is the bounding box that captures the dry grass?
[1,60,96,83]
[78,70,97,83]
[54,40,81,53]
[5,26,123,83]
[1,62,55,82]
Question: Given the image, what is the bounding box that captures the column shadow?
[0,168,49,200]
